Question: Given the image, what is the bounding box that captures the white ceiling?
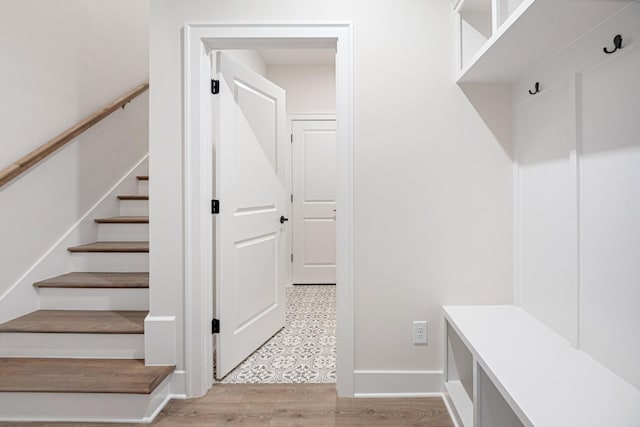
[258,49,336,66]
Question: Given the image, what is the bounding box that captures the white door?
[214,52,287,379]
[292,120,337,284]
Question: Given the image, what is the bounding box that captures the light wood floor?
[0,384,454,426]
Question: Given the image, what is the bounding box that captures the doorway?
[211,50,337,384]
[182,23,354,398]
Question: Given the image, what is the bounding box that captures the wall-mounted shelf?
[456,0,631,83]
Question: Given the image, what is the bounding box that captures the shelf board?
[457,0,630,83]
[445,380,473,427]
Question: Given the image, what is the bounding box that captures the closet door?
[516,79,578,345]
[579,45,640,390]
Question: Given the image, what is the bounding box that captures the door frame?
[182,23,354,398]
[287,114,337,285]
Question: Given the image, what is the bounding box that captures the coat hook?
[603,34,623,54]
[528,82,540,95]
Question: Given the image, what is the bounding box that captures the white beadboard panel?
[516,80,578,345]
[579,45,640,390]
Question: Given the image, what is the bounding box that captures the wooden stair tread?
[0,358,173,394]
[34,272,149,289]
[68,241,149,253]
[0,310,147,334]
[95,216,149,224]
[136,175,149,181]
[118,195,148,200]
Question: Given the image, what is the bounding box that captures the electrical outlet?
[413,321,428,345]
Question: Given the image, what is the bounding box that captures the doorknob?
[280,216,289,224]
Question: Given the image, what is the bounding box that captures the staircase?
[0,174,175,422]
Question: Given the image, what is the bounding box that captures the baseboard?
[144,315,177,365]
[353,370,444,397]
[0,155,149,323]
[170,370,187,397]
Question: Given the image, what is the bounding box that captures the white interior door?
[292,120,337,284]
[214,52,287,379]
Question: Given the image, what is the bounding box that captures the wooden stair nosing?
[118,195,148,200]
[94,216,149,224]
[67,241,149,253]
[0,310,147,334]
[0,358,174,394]
[33,272,149,289]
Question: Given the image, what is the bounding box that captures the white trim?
[182,23,354,398]
[512,86,521,306]
[169,370,188,398]
[442,392,462,427]
[353,370,444,397]
[144,315,177,365]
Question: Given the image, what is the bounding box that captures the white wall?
[267,65,336,113]
[0,0,149,170]
[149,0,513,391]
[514,3,640,389]
[0,1,149,314]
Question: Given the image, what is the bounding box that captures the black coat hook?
[529,82,541,95]
[604,34,623,54]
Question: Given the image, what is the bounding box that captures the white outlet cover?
[413,320,428,345]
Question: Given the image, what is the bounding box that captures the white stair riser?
[37,288,149,311]
[0,333,143,359]
[138,180,149,196]
[98,223,149,242]
[119,200,148,216]
[71,253,149,272]
[0,376,172,423]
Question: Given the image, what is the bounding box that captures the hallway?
[216,285,336,384]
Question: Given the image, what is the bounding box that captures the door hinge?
[211,79,220,95]
[291,254,294,263]
[290,194,293,203]
[211,199,220,214]
[290,134,293,143]
[212,318,220,334]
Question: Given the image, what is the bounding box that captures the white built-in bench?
[443,305,640,427]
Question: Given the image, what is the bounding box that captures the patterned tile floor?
[215,285,336,384]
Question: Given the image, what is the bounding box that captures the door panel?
[292,120,337,284]
[303,219,336,265]
[215,52,287,379]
